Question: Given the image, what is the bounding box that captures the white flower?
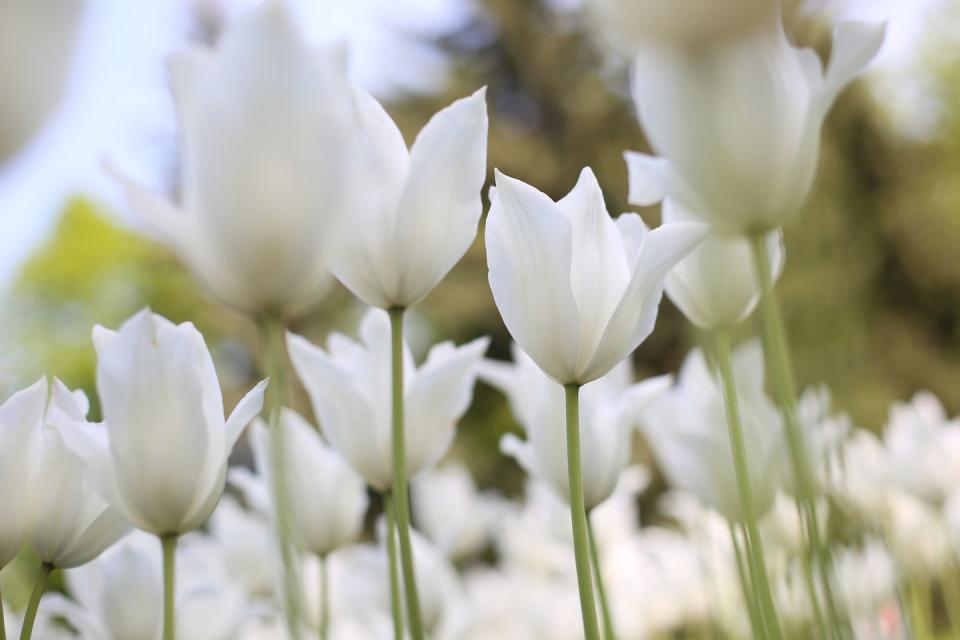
[485,167,707,385]
[0,379,46,567]
[111,2,359,314]
[658,199,784,328]
[248,409,368,557]
[26,379,129,568]
[640,342,787,522]
[331,88,489,309]
[207,495,276,599]
[626,16,885,234]
[882,392,960,504]
[587,0,782,52]
[43,530,247,640]
[833,540,899,619]
[883,491,951,580]
[288,308,488,491]
[482,343,669,510]
[412,463,494,561]
[0,0,83,161]
[60,309,267,536]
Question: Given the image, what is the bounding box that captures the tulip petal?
[820,22,886,112]
[405,337,489,476]
[582,222,708,382]
[287,333,388,490]
[486,171,582,383]
[107,165,189,254]
[557,168,631,369]
[388,88,489,307]
[225,379,268,450]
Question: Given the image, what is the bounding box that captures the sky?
[0,0,950,289]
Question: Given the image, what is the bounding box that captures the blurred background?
[1,0,958,495]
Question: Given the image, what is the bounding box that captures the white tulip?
[0,379,46,567]
[486,168,707,385]
[640,342,787,521]
[26,379,129,568]
[331,88,489,309]
[60,309,267,536]
[111,2,359,314]
[207,496,276,599]
[658,199,785,328]
[287,308,488,491]
[0,0,83,161]
[587,0,784,52]
[626,16,885,234]
[482,343,670,510]
[248,410,368,557]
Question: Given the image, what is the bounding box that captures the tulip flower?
[111,2,359,315]
[486,167,707,386]
[60,309,267,536]
[641,343,787,523]
[0,0,83,162]
[27,380,129,569]
[656,200,784,329]
[331,88,489,310]
[287,309,488,493]
[626,17,885,234]
[412,463,495,561]
[482,343,670,511]
[248,410,368,558]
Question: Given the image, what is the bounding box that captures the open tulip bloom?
[625,15,885,235]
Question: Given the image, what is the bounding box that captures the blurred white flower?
[833,539,899,621]
[331,88,489,309]
[0,0,84,162]
[412,463,494,560]
[626,16,885,234]
[248,409,368,557]
[883,491,951,580]
[288,308,487,491]
[641,342,787,522]
[208,495,276,599]
[43,530,248,640]
[60,309,267,535]
[831,429,896,523]
[0,379,47,567]
[882,391,960,504]
[111,2,360,314]
[659,199,785,329]
[586,0,785,52]
[482,343,669,510]
[486,167,706,385]
[26,379,129,568]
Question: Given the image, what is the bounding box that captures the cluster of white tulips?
[8,0,960,639]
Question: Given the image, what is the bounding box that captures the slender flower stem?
[1,585,6,640]
[907,581,932,640]
[565,383,602,640]
[713,329,782,640]
[161,535,177,640]
[258,313,303,639]
[749,234,847,638]
[384,492,405,640]
[19,563,51,640]
[729,522,765,639]
[941,569,960,636]
[319,555,330,640]
[388,307,425,640]
[586,514,616,640]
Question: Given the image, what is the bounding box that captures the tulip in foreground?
[111,2,358,315]
[61,309,266,640]
[626,17,885,234]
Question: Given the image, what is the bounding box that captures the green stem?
[319,555,330,640]
[18,563,51,640]
[1,585,6,640]
[941,570,960,637]
[258,313,302,640]
[907,581,932,640]
[802,546,829,639]
[388,307,425,640]
[749,235,847,638]
[586,514,616,640]
[713,329,782,640]
[729,523,765,639]
[565,384,602,640]
[384,492,405,640]
[161,535,177,640]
